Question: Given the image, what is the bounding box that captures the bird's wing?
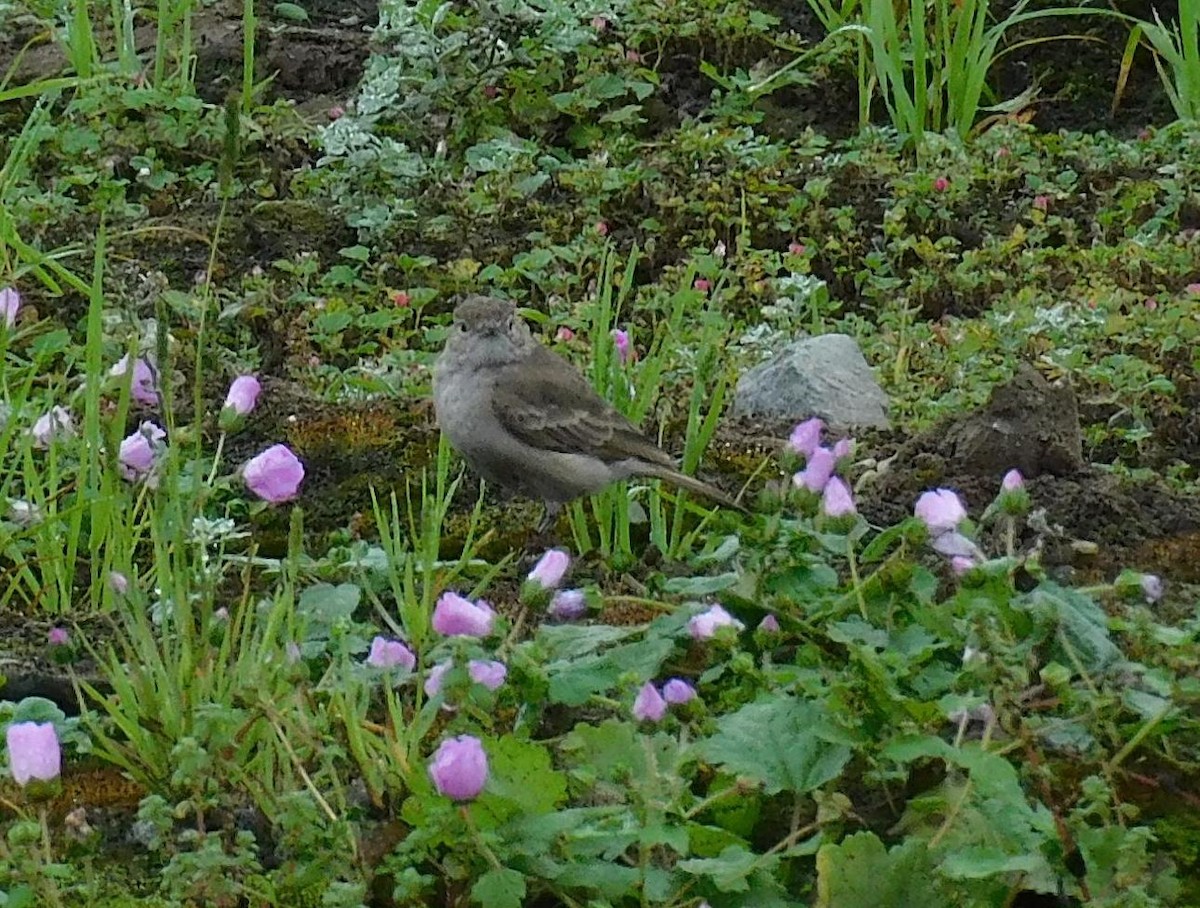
[491,345,672,467]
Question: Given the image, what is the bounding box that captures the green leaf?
[471,868,525,908]
[815,833,942,907]
[546,636,675,705]
[679,844,771,893]
[1028,582,1120,673]
[273,2,309,20]
[661,572,739,596]
[478,736,566,825]
[297,582,361,620]
[698,695,852,794]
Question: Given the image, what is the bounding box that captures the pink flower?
[1185,283,1200,295]
[118,421,165,481]
[1140,574,1163,603]
[432,591,495,637]
[632,682,667,721]
[392,290,411,307]
[549,589,587,620]
[950,556,976,576]
[244,444,305,502]
[468,660,507,691]
[223,375,261,416]
[787,241,806,255]
[831,437,854,461]
[30,406,74,448]
[591,15,608,30]
[1001,469,1024,492]
[428,735,488,801]
[996,146,1011,159]
[914,489,967,534]
[109,355,160,406]
[483,84,498,99]
[1144,298,1158,311]
[821,477,856,517]
[366,636,416,671]
[595,220,609,237]
[48,627,69,646]
[787,417,823,457]
[424,660,452,697]
[1,287,19,327]
[687,604,745,640]
[108,571,129,595]
[625,49,641,63]
[793,446,835,493]
[6,721,60,786]
[757,614,780,633]
[612,328,631,363]
[555,326,575,342]
[528,549,569,589]
[1032,195,1049,211]
[328,105,345,120]
[933,176,949,192]
[693,278,711,292]
[662,678,696,705]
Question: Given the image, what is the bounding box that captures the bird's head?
[444,295,534,366]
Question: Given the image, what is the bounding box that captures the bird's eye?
[507,318,515,331]
[456,321,467,333]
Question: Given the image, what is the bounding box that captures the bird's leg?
[536,501,562,536]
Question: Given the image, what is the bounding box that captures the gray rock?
[733,334,890,428]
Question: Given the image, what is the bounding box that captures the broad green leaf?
[815,832,941,908]
[698,695,852,794]
[471,868,525,908]
[678,845,772,893]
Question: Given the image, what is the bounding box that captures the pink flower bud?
[108,571,129,595]
[1032,195,1049,211]
[595,220,609,236]
[243,444,305,503]
[6,721,60,785]
[625,48,641,63]
[0,286,19,328]
[548,589,587,620]
[933,176,949,192]
[687,604,745,640]
[693,278,711,292]
[328,105,345,120]
[632,682,667,721]
[612,328,631,363]
[793,446,835,493]
[366,636,416,671]
[757,614,780,633]
[428,735,488,801]
[48,627,69,646]
[109,355,160,406]
[787,417,823,458]
[1001,469,1024,492]
[662,678,696,705]
[555,326,575,342]
[468,660,507,691]
[392,290,411,307]
[30,406,74,448]
[788,241,806,255]
[223,375,261,416]
[528,549,569,589]
[483,84,498,99]
[591,15,608,30]
[914,489,967,533]
[118,421,166,482]
[424,660,452,697]
[432,592,495,637]
[821,477,856,517]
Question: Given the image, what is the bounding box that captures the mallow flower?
[428,735,488,801]
[687,604,745,640]
[6,721,61,786]
[432,592,495,637]
[243,444,304,502]
[632,682,667,722]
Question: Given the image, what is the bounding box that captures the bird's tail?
[634,463,749,514]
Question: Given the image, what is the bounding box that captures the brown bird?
[432,295,745,529]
